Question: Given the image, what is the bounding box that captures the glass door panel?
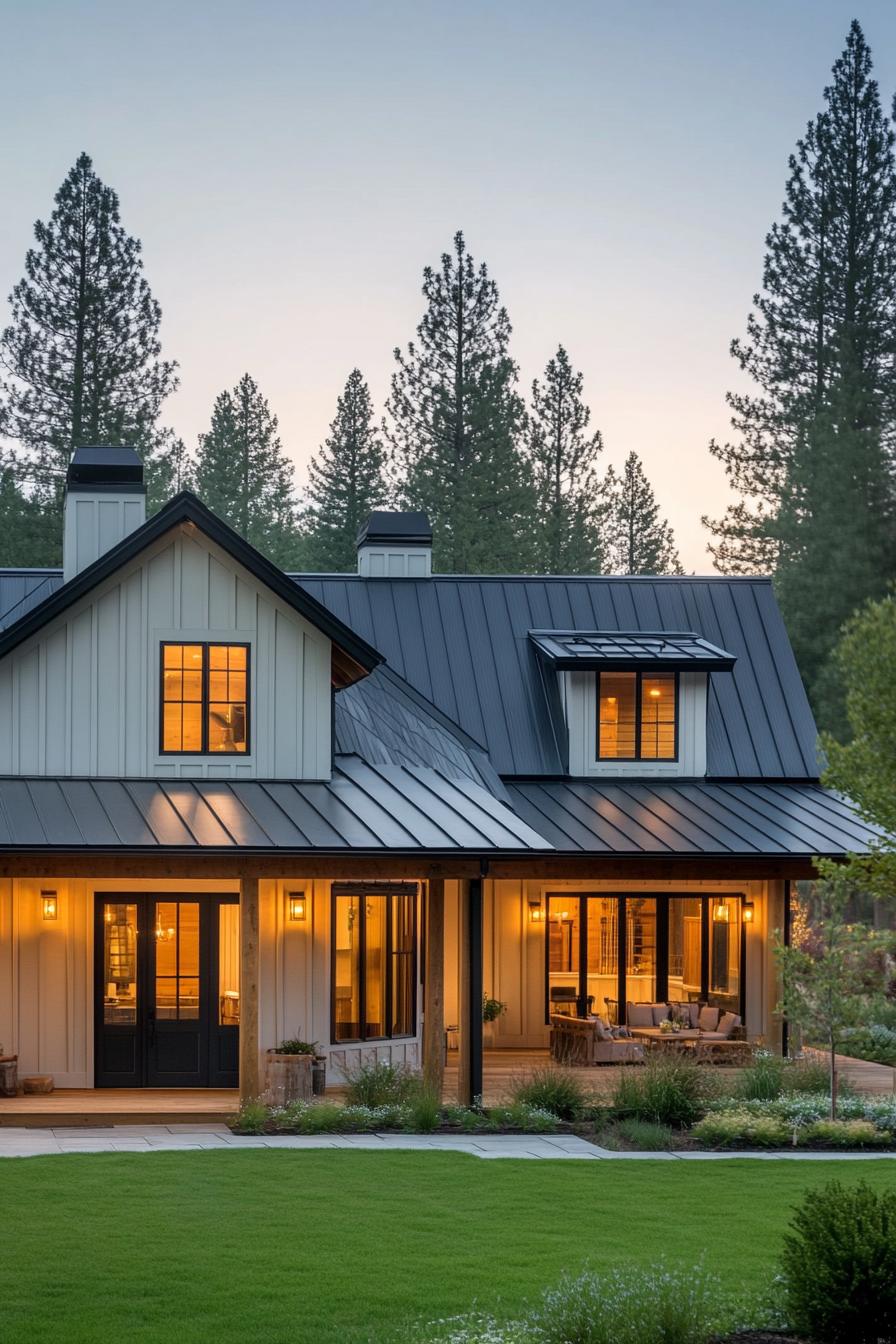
[547,896,580,1017]
[585,897,619,1022]
[218,902,241,1026]
[668,897,703,1007]
[154,900,200,1019]
[103,903,138,1025]
[626,897,657,1008]
[709,897,741,1014]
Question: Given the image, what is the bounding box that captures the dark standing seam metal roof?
[506,780,886,857]
[294,575,821,779]
[528,630,736,670]
[0,763,550,853]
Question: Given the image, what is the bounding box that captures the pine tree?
[0,458,54,566]
[146,427,194,514]
[705,22,896,722]
[528,346,605,573]
[385,231,533,572]
[605,452,683,576]
[195,374,300,568]
[0,152,178,558]
[302,369,387,571]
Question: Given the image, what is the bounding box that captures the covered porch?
[0,844,815,1119]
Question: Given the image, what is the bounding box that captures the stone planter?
[264,1050,313,1105]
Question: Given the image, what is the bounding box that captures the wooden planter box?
[0,1056,18,1097]
[264,1051,313,1105]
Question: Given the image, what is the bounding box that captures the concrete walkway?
[1,1123,895,1160]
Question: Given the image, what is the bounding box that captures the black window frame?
[330,883,418,1044]
[596,669,679,762]
[159,641,251,757]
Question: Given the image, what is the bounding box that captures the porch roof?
[505,779,887,858]
[0,758,549,854]
[528,630,736,671]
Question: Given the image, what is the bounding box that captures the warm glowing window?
[598,670,676,760]
[332,886,417,1042]
[161,643,249,754]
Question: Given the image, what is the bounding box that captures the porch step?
[0,1088,238,1128]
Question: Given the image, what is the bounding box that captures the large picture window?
[332,884,417,1042]
[598,670,677,760]
[161,643,249,754]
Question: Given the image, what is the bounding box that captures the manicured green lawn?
[1,1153,895,1343]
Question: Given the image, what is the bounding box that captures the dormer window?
[161,643,249,754]
[598,671,677,760]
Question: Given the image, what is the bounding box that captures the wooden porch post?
[239,876,260,1103]
[457,877,483,1106]
[422,878,445,1095]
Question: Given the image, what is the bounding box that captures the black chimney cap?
[356,511,432,547]
[66,446,145,493]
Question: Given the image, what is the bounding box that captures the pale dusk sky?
[2,1,896,570]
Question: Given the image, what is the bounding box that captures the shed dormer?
[529,630,737,778]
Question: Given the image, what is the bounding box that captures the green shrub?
[344,1060,421,1107]
[274,1037,317,1055]
[404,1086,442,1133]
[295,1101,346,1133]
[781,1180,896,1343]
[802,1118,889,1148]
[612,1051,708,1128]
[509,1067,588,1121]
[527,1262,734,1344]
[612,1118,676,1150]
[488,1103,560,1133]
[841,1025,896,1067]
[692,1108,790,1148]
[230,1099,269,1134]
[782,1054,838,1095]
[738,1049,785,1101]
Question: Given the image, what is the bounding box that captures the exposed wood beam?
[421,879,445,1095]
[0,854,483,880]
[487,857,819,881]
[239,876,260,1105]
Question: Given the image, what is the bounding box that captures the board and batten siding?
[562,669,708,777]
[0,527,333,779]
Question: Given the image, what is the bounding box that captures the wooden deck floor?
[2,1049,891,1125]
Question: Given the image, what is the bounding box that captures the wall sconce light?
[528,898,544,923]
[713,900,729,923]
[41,890,58,921]
[288,891,307,922]
[742,901,755,924]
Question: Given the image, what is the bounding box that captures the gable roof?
[0,493,382,685]
[295,574,820,779]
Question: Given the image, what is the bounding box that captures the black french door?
[94,894,239,1088]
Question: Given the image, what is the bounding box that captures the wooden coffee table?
[629,1027,701,1052]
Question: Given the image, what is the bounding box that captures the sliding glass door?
[546,893,746,1025]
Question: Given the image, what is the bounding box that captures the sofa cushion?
[698,1005,721,1031]
[627,1003,654,1028]
[718,1012,741,1038]
[593,1017,612,1040]
[651,1003,670,1026]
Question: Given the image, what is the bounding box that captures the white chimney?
[63,446,146,582]
[356,512,432,577]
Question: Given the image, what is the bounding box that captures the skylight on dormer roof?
[528,630,737,671]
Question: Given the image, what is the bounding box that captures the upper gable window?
[598,670,677,761]
[161,643,249,755]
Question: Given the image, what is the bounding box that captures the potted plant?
[264,1037,316,1104]
[482,993,506,1045]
